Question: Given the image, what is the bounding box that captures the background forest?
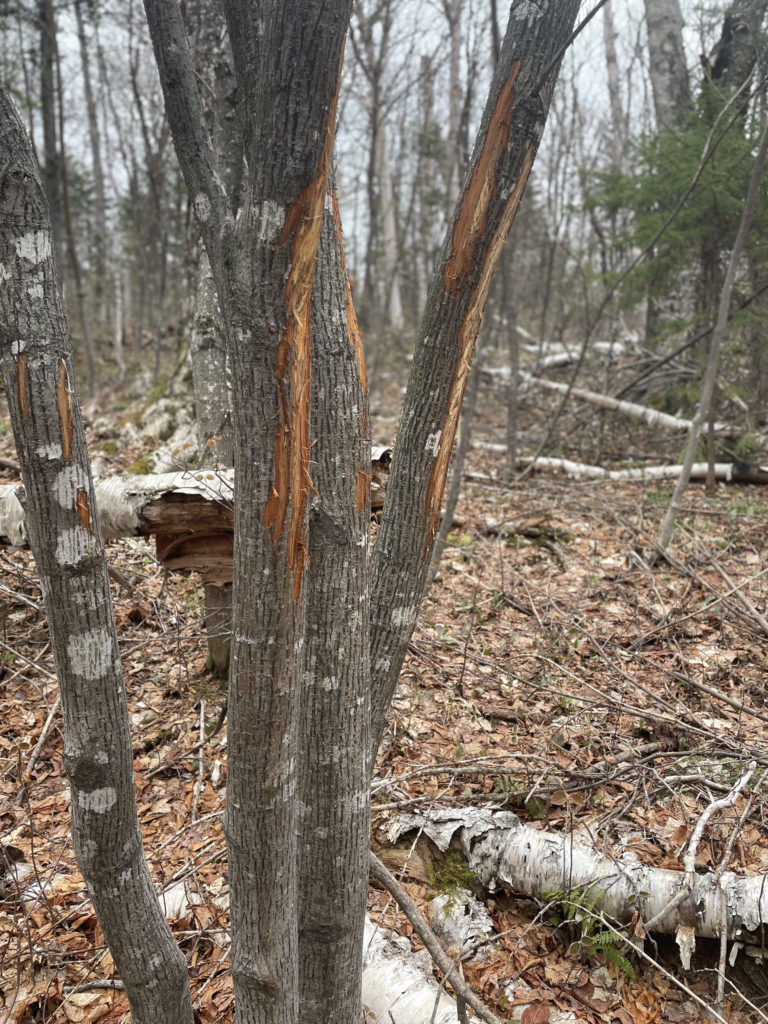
[3,1,768,1023]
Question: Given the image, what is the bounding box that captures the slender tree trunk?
[0,82,194,1024]
[74,0,109,321]
[429,345,483,583]
[55,36,96,393]
[298,189,371,1024]
[506,313,518,483]
[185,0,239,677]
[38,0,63,268]
[643,0,690,131]
[657,112,768,551]
[377,123,404,330]
[369,0,582,756]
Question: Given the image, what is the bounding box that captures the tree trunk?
[38,0,63,267]
[298,189,371,1024]
[643,0,690,131]
[0,83,194,1024]
[74,0,109,321]
[370,0,583,756]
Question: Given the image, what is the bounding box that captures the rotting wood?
[0,452,392,579]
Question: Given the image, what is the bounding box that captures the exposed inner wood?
[17,354,29,419]
[76,488,90,531]
[442,60,521,295]
[56,358,73,462]
[265,57,343,599]
[425,135,536,557]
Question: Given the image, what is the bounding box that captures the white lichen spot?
[390,606,416,628]
[78,787,117,813]
[94,750,109,765]
[257,199,286,243]
[15,231,51,264]
[314,827,328,839]
[54,464,88,508]
[0,263,10,282]
[426,430,442,456]
[56,526,92,565]
[11,337,26,354]
[37,442,62,461]
[193,192,211,223]
[67,627,116,679]
[324,192,334,213]
[26,283,44,300]
[321,676,339,692]
[512,1,542,21]
[374,656,391,672]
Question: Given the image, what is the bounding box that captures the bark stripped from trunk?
[0,83,194,1024]
[370,0,582,755]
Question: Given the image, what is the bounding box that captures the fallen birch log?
[388,809,768,966]
[514,456,768,483]
[525,377,733,434]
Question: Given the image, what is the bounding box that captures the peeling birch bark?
[526,377,732,434]
[390,809,768,952]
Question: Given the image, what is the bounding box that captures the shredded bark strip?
[17,353,29,418]
[265,58,344,598]
[443,60,521,294]
[56,359,73,463]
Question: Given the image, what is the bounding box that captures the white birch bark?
[390,809,768,953]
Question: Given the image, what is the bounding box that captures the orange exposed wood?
[56,359,73,463]
[17,355,29,419]
[76,488,90,531]
[443,60,522,295]
[356,469,370,512]
[331,188,368,429]
[264,55,344,599]
[424,143,537,559]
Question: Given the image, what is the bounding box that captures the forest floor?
[1,363,768,1023]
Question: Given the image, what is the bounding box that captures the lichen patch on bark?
[17,354,29,418]
[56,359,74,463]
[424,142,537,559]
[264,58,343,600]
[443,60,522,295]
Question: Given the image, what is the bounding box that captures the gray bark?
[185,0,239,677]
[643,0,690,131]
[144,2,353,1021]
[299,190,371,1023]
[369,0,583,756]
[0,83,193,1024]
[38,0,63,267]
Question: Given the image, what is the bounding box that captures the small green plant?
[428,850,475,897]
[546,887,636,980]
